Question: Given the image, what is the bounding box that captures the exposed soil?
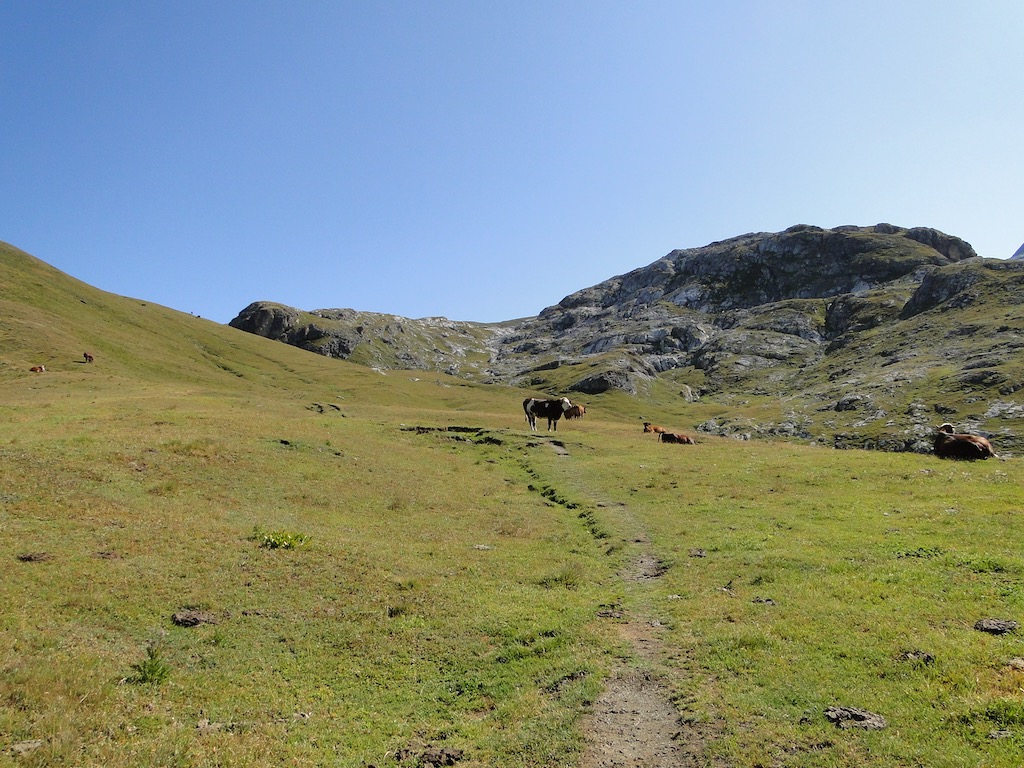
[580,665,683,768]
[580,523,724,767]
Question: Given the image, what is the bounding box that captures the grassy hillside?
[2,241,1023,767]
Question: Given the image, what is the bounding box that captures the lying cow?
[933,423,997,460]
[643,422,666,434]
[660,432,696,445]
[523,397,573,431]
[29,365,46,373]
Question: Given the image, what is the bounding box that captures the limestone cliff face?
[229,302,511,374]
[487,224,979,394]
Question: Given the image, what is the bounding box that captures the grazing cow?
[29,365,46,373]
[565,404,586,420]
[523,397,573,431]
[660,432,696,445]
[643,422,666,434]
[933,423,997,460]
[83,352,94,363]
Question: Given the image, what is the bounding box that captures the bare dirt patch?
[580,665,683,768]
[582,525,725,767]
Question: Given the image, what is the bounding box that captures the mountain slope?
[0,240,434,400]
[229,224,1024,451]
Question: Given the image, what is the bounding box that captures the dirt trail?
[538,437,718,766]
[579,527,692,768]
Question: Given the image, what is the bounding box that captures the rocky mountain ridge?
[230,223,1024,450]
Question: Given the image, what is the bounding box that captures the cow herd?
[643,422,696,445]
[523,397,1001,460]
[26,353,94,373]
[16,366,1008,461]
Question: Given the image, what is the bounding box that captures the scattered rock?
[196,718,223,735]
[897,650,935,664]
[9,739,44,756]
[394,745,464,767]
[824,706,887,730]
[688,548,707,558]
[16,552,51,562]
[172,609,219,627]
[307,402,343,414]
[1006,657,1024,670]
[974,618,1018,635]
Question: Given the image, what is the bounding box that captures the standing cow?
[523,397,573,431]
[565,403,586,420]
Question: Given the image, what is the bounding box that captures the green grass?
[539,437,1024,767]
[2,240,1024,766]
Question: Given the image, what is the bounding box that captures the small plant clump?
[249,525,310,550]
[129,644,171,685]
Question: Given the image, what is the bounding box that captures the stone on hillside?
[975,618,1018,635]
[824,706,887,730]
[835,394,872,411]
[172,609,219,627]
[904,227,977,261]
[570,370,638,395]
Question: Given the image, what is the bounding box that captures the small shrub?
[538,564,583,590]
[249,526,309,550]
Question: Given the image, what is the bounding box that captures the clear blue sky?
[3,2,1022,324]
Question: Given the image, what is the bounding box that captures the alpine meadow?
[2,238,1024,768]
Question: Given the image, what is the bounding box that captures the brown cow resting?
[660,432,696,445]
[29,365,46,373]
[643,422,666,434]
[933,423,997,460]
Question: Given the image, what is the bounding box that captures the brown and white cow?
[933,423,997,460]
[523,397,573,431]
[29,365,46,373]
[660,432,696,445]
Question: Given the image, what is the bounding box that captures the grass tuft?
[128,645,171,685]
[249,525,310,549]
